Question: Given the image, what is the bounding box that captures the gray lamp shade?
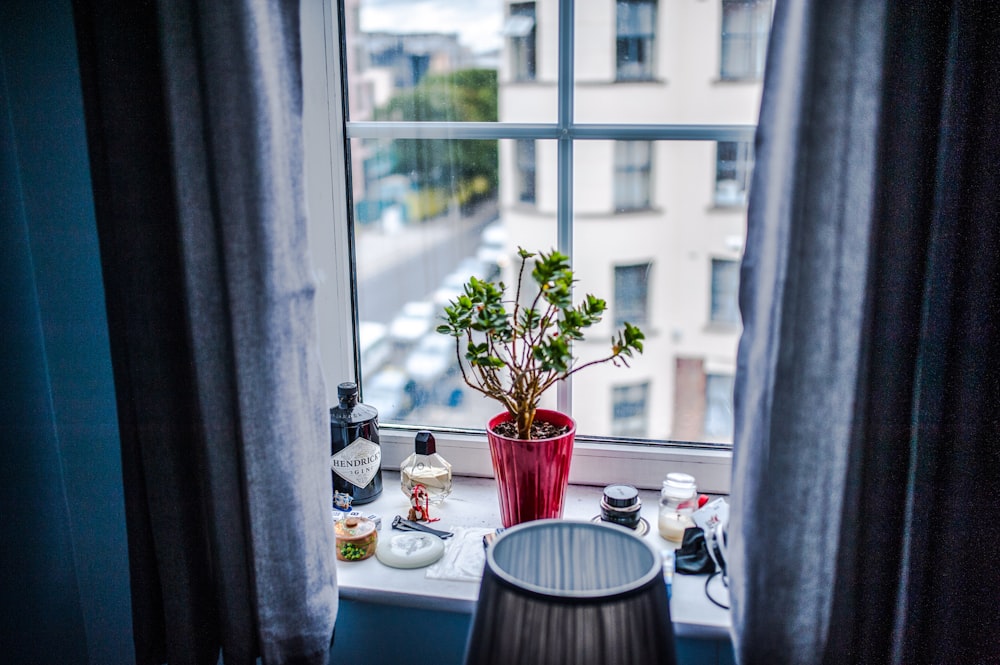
[464,519,677,665]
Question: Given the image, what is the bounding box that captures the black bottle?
[330,382,382,505]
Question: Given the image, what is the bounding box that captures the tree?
[374,69,498,194]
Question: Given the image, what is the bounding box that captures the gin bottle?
[330,382,383,505]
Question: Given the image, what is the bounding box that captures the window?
[516,139,536,204]
[720,0,772,81]
[614,141,652,211]
[508,3,537,82]
[704,373,735,440]
[616,0,657,81]
[612,383,650,438]
[710,258,740,325]
[301,0,770,492]
[615,263,651,326]
[715,141,754,206]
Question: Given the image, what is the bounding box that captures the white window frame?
[301,0,751,493]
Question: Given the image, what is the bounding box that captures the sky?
[360,0,505,54]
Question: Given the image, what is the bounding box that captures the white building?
[498,0,769,442]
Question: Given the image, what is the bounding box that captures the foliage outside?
[374,68,498,195]
[437,249,646,440]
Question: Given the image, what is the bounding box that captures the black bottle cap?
[337,382,358,407]
[415,430,436,455]
[603,484,639,508]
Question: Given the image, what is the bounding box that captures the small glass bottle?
[658,472,697,542]
[330,382,383,505]
[400,431,452,504]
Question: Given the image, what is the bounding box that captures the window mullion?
[556,0,574,415]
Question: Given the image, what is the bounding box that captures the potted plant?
[437,248,645,526]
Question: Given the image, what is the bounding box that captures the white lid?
[375,532,446,569]
[661,472,696,500]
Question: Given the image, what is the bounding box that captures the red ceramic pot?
[485,409,576,527]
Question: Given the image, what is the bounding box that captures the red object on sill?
[486,409,576,528]
[698,495,710,508]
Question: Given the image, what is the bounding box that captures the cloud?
[361,0,504,53]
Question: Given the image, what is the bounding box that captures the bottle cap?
[414,430,436,455]
[603,484,639,508]
[337,382,358,407]
[662,472,696,500]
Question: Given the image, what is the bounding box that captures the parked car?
[388,300,435,346]
[404,333,458,407]
[363,368,414,421]
[358,321,390,376]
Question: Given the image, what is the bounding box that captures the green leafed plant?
[436,248,645,440]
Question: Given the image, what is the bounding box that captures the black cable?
[704,570,730,610]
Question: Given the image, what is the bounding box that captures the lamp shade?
[464,520,677,665]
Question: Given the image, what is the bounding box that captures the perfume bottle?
[330,382,383,505]
[400,431,452,504]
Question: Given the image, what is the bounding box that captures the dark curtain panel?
[731,1,1000,664]
[72,1,338,664]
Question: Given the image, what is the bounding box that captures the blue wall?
[0,1,133,663]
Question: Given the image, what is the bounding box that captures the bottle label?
[331,437,381,488]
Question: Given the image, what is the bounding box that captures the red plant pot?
[485,409,576,528]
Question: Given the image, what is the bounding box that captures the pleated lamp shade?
[464,519,677,665]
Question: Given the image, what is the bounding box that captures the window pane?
[614,263,651,326]
[612,382,650,438]
[616,0,657,81]
[721,0,772,81]
[353,138,556,427]
[710,258,740,325]
[344,0,556,123]
[704,373,735,440]
[715,141,754,206]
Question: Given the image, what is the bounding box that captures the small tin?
[335,516,378,561]
[600,484,642,529]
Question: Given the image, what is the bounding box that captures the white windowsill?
[336,471,732,641]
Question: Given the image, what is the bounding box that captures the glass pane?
[344,0,555,123]
[354,138,556,428]
[571,141,743,441]
[575,0,770,124]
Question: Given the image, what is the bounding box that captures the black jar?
[600,484,642,530]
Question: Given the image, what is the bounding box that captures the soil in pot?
[491,418,570,440]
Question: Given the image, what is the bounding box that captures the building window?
[508,3,536,82]
[516,139,536,204]
[704,373,735,440]
[710,258,740,325]
[715,141,754,206]
[614,141,652,212]
[617,0,657,81]
[612,383,650,438]
[720,0,772,81]
[615,263,651,326]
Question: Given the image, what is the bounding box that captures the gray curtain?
[73,1,337,664]
[731,1,1000,663]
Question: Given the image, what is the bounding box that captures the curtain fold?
[731,1,1000,663]
[72,1,337,664]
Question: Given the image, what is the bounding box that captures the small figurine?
[334,491,353,512]
[406,484,439,523]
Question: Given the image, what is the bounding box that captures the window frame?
[301,0,753,493]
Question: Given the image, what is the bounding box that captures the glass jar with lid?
[657,472,697,542]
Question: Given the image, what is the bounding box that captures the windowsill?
[336,471,731,641]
